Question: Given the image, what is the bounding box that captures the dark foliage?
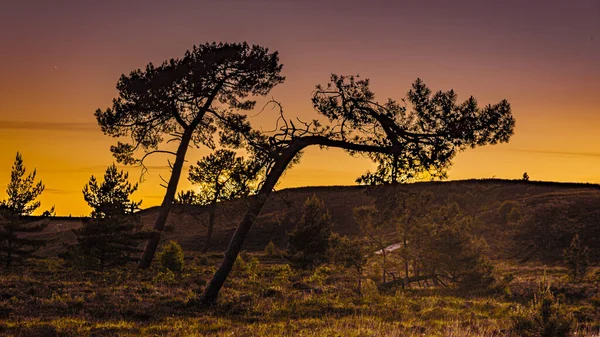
[287,195,333,269]
[511,280,576,337]
[516,198,600,262]
[354,78,514,185]
[95,41,285,267]
[188,149,260,252]
[72,164,147,270]
[0,153,50,269]
[158,240,185,273]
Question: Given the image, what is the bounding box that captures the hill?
[31,179,600,261]
[134,179,600,261]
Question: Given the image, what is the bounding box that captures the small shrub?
[308,265,333,288]
[233,253,260,281]
[264,241,279,258]
[510,278,576,337]
[273,264,292,285]
[158,241,184,273]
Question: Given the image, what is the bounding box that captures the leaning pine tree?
[199,75,515,305]
[95,42,284,268]
[73,164,147,271]
[0,152,52,269]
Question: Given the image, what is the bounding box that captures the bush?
[264,241,279,258]
[511,278,576,337]
[233,252,260,281]
[158,241,184,273]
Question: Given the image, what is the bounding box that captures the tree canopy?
[187,149,259,252]
[96,42,284,167]
[74,164,146,270]
[0,153,50,268]
[95,42,285,268]
[1,152,45,216]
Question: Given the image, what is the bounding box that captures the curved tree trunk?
[198,135,401,306]
[138,128,194,268]
[199,146,300,306]
[201,200,218,254]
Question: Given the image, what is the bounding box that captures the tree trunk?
[201,200,218,254]
[138,128,194,269]
[199,146,300,306]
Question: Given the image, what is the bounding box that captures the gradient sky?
[0,0,598,216]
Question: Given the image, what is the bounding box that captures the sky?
[0,0,598,216]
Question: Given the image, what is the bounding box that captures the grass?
[8,180,600,335]
[1,253,599,336]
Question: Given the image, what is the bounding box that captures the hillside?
[131,179,600,261]
[31,179,600,261]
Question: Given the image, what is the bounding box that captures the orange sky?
[0,0,598,215]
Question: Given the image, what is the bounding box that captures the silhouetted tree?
[2,153,45,216]
[188,149,258,253]
[200,75,514,305]
[95,42,284,268]
[523,172,530,181]
[286,195,333,269]
[73,164,146,270]
[0,153,51,269]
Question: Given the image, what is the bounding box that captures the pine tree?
[188,149,259,253]
[0,152,51,269]
[287,195,333,269]
[73,164,147,270]
[330,234,368,295]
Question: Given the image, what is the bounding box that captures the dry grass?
[1,254,599,336]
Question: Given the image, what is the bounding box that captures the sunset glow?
[1,0,598,215]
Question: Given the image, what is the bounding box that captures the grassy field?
[4,179,600,336]
[1,253,599,336]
